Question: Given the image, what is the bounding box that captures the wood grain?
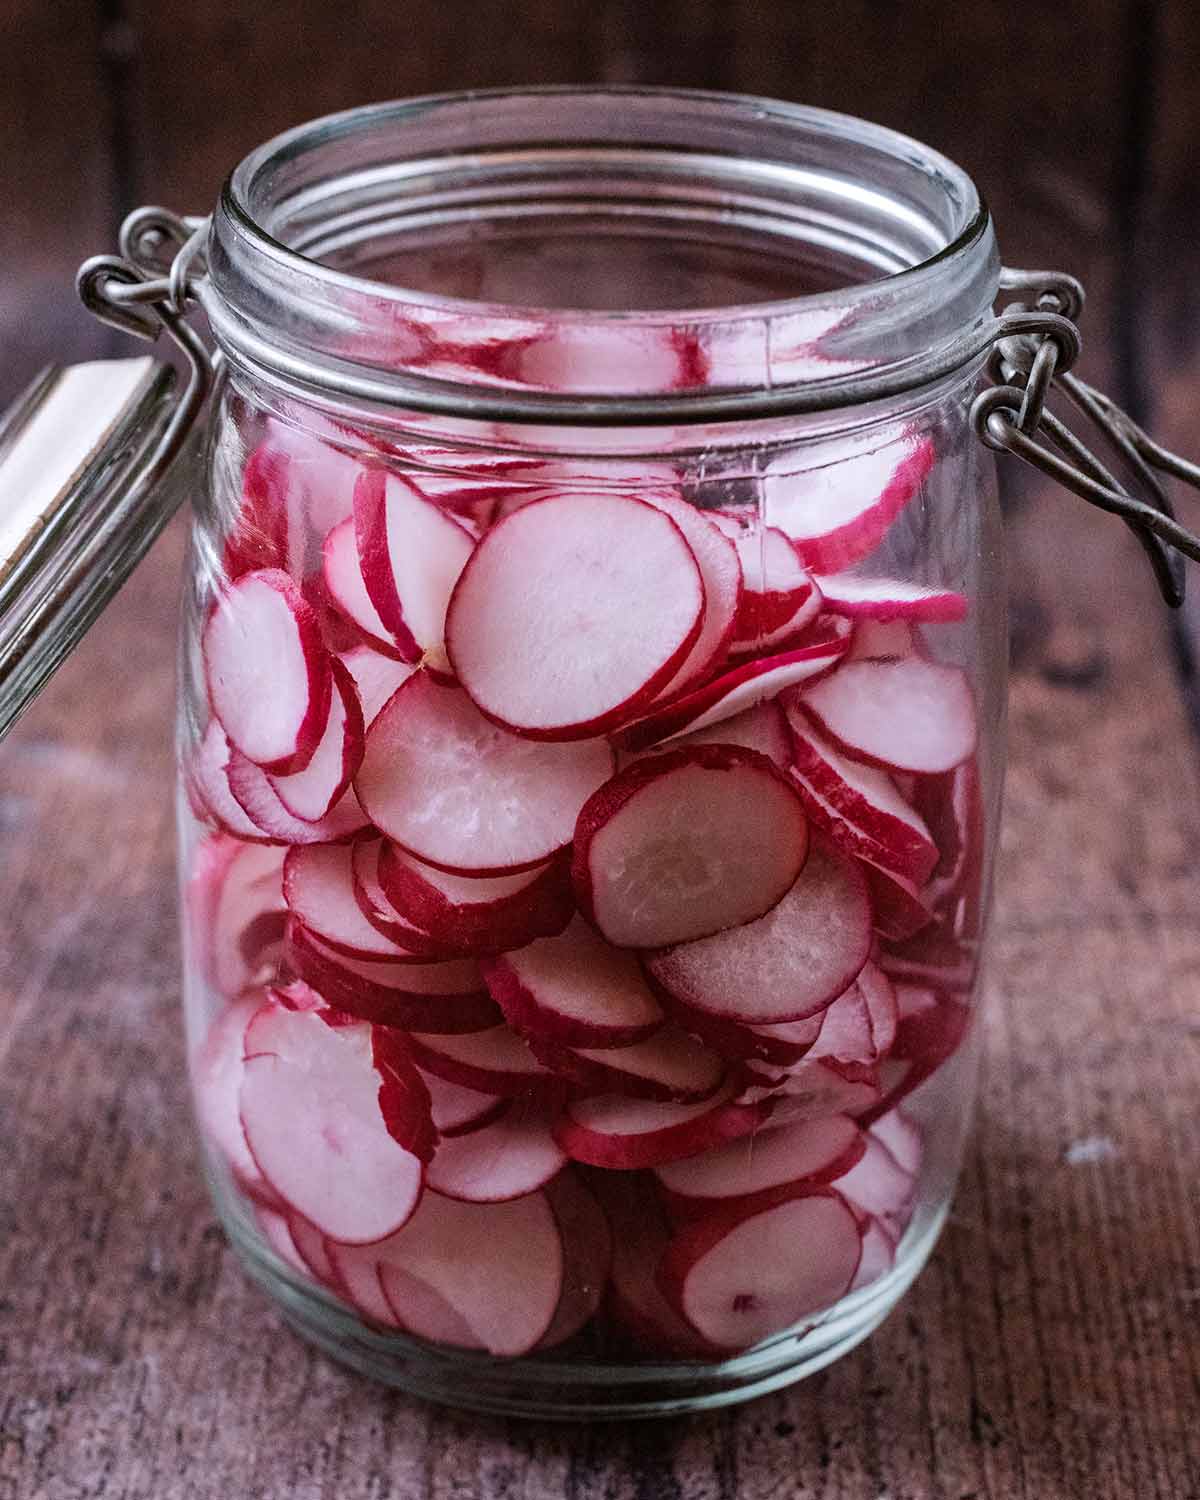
[2,2,1199,1497]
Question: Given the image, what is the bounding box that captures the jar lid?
[0,357,183,743]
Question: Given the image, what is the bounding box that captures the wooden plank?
[2,4,1199,1497]
[0,3,115,406]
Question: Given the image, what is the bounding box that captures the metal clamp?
[973,268,1200,607]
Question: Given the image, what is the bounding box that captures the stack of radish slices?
[186,420,981,1360]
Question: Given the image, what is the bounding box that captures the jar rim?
[202,87,1002,424]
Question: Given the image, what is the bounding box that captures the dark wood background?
[2,3,1199,1497]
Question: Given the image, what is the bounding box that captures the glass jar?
[28,86,1194,1422]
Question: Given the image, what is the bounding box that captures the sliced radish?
[322,517,407,658]
[666,701,791,768]
[188,836,286,998]
[713,518,822,653]
[382,1265,480,1347]
[592,1172,721,1358]
[191,996,280,1206]
[284,920,499,1032]
[531,1023,726,1103]
[256,1205,311,1278]
[878,922,980,993]
[912,758,986,930]
[239,1002,431,1245]
[655,1114,866,1219]
[857,988,970,1126]
[336,645,415,727]
[800,657,977,775]
[664,1005,825,1067]
[835,1133,917,1242]
[445,491,705,740]
[572,745,809,950]
[767,434,935,574]
[203,568,333,774]
[857,961,899,1058]
[815,572,968,623]
[641,492,742,699]
[805,982,876,1067]
[350,837,468,960]
[286,1211,345,1293]
[421,1069,508,1137]
[355,671,614,875]
[374,1189,564,1355]
[851,1218,898,1291]
[378,843,573,953]
[224,441,291,579]
[354,469,476,668]
[646,840,871,1024]
[266,657,364,822]
[657,1186,862,1350]
[872,1108,923,1177]
[785,710,938,885]
[482,916,664,1048]
[862,861,935,942]
[284,843,430,961]
[537,1171,613,1348]
[187,723,271,841]
[614,619,852,752]
[426,1101,566,1202]
[325,1238,403,1327]
[408,1024,560,1098]
[554,1082,773,1169]
[226,747,370,845]
[766,1058,884,1124]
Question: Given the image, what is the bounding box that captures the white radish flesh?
[655,1114,866,1212]
[408,1024,559,1098]
[554,1082,773,1169]
[322,517,406,657]
[336,645,415,727]
[426,1103,566,1202]
[537,1172,613,1348]
[267,657,364,822]
[284,843,428,961]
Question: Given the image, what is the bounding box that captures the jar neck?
[201,88,1000,428]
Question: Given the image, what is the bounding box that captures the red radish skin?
[322,517,408,659]
[374,1189,564,1356]
[203,568,333,775]
[659,1004,825,1067]
[336,645,415,727]
[572,745,810,950]
[862,860,936,942]
[529,1023,726,1103]
[378,843,573,953]
[408,1024,562,1099]
[645,840,872,1025]
[785,710,939,885]
[285,919,499,1031]
[224,442,291,579]
[878,923,980,993]
[445,491,705,740]
[350,837,470,960]
[353,469,476,668]
[426,1101,566,1202]
[482,916,664,1049]
[267,657,364,822]
[284,843,438,962]
[857,961,899,1058]
[238,1002,431,1245]
[856,988,970,1126]
[712,518,822,652]
[815,572,968,623]
[190,836,286,997]
[614,619,853,752]
[656,1186,862,1350]
[420,1069,508,1137]
[768,434,935,575]
[554,1082,774,1170]
[187,723,272,842]
[226,747,370,845]
[537,1171,613,1348]
[655,1114,867,1219]
[192,996,281,1207]
[355,671,614,875]
[800,657,978,775]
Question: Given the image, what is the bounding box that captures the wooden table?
[2,4,1199,1496]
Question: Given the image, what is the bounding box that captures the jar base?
[216,1170,948,1420]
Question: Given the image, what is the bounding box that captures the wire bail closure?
[972,268,1200,607]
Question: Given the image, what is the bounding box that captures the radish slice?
[256,1206,311,1278]
[224,442,292,578]
[226,745,370,845]
[554,1082,773,1169]
[532,1023,726,1103]
[325,1239,402,1327]
[786,710,938,885]
[806,963,899,1066]
[655,1114,866,1217]
[537,1171,613,1348]
[239,1003,432,1245]
[408,1024,560,1098]
[355,671,614,875]
[646,840,872,1024]
[284,844,433,962]
[267,658,364,822]
[664,1003,825,1067]
[862,861,935,942]
[350,837,467,960]
[856,988,970,1126]
[286,1212,345,1293]
[421,1069,508,1137]
[815,573,968,623]
[322,517,407,658]
[767,435,935,574]
[336,645,415,727]
[642,492,742,699]
[572,746,810,949]
[378,844,573,953]
[800,657,977,774]
[187,723,271,841]
[203,569,333,774]
[614,619,852,752]
[381,1265,480,1346]
[191,996,280,1206]
[766,1058,884,1124]
[666,701,791,767]
[872,1108,922,1176]
[657,1187,862,1350]
[713,518,822,652]
[851,1217,898,1290]
[444,491,705,740]
[835,1134,917,1242]
[509,322,694,394]
[482,916,664,1048]
[189,836,286,997]
[592,1172,721,1358]
[374,1189,564,1356]
[426,1102,566,1202]
[353,469,476,667]
[285,920,500,1032]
